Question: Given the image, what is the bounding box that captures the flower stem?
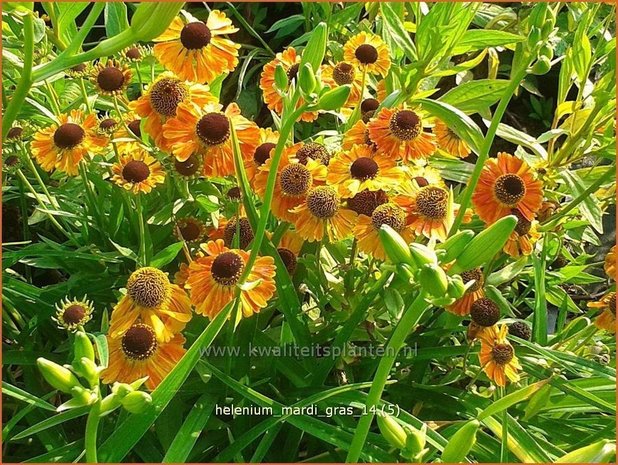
[85,400,102,463]
[499,387,508,462]
[136,193,147,266]
[346,292,429,462]
[79,77,92,113]
[21,142,58,209]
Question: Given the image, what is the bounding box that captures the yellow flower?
[111,147,165,194]
[604,246,616,281]
[478,324,522,387]
[91,59,132,96]
[343,32,391,77]
[433,119,471,158]
[589,292,616,333]
[503,210,541,257]
[446,268,485,316]
[54,296,94,331]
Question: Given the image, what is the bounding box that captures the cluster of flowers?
[15,9,613,390]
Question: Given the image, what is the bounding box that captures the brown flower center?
[180,22,211,50]
[609,293,616,315]
[128,120,142,138]
[371,203,405,231]
[494,174,526,206]
[174,153,200,177]
[461,268,484,293]
[350,156,379,180]
[227,186,242,200]
[296,142,331,166]
[126,267,169,308]
[99,118,117,131]
[121,324,157,360]
[196,113,230,146]
[63,304,87,325]
[355,43,378,64]
[177,218,203,242]
[509,321,531,340]
[470,297,500,327]
[223,217,254,249]
[149,78,188,117]
[254,142,276,165]
[286,63,300,81]
[122,160,150,183]
[7,126,23,140]
[415,186,448,220]
[71,63,87,73]
[389,110,422,141]
[333,62,355,85]
[307,186,339,219]
[97,66,126,92]
[54,123,85,149]
[211,251,245,286]
[125,47,141,60]
[414,176,429,187]
[278,247,297,275]
[280,164,312,196]
[5,156,20,167]
[512,208,532,235]
[361,98,380,114]
[347,189,388,217]
[491,343,514,365]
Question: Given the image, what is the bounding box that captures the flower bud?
[101,393,122,415]
[75,357,100,388]
[437,230,474,264]
[403,423,427,458]
[409,243,438,268]
[317,85,350,111]
[73,331,95,364]
[130,3,184,42]
[37,358,82,394]
[376,413,407,450]
[111,382,134,399]
[441,419,480,463]
[531,56,551,75]
[556,440,616,463]
[447,275,466,299]
[121,391,153,414]
[379,225,415,267]
[299,63,317,96]
[70,385,95,404]
[274,64,289,91]
[418,264,449,297]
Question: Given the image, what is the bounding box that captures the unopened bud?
[418,264,449,297]
[377,413,407,450]
[73,332,95,364]
[317,85,350,111]
[37,358,82,394]
[274,64,289,91]
[379,225,415,267]
[121,391,153,414]
[299,63,317,96]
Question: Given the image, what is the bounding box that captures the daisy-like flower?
[66,63,90,78]
[102,323,186,390]
[3,154,22,174]
[259,47,318,122]
[174,217,207,245]
[111,147,165,194]
[31,110,107,176]
[290,186,357,242]
[153,11,240,83]
[478,324,522,387]
[223,216,254,249]
[472,152,544,224]
[277,229,304,275]
[446,268,485,316]
[91,59,132,96]
[173,153,202,179]
[342,119,375,150]
[354,200,415,261]
[327,144,405,197]
[131,72,216,152]
[174,262,190,288]
[253,145,327,222]
[294,141,332,166]
[433,119,471,158]
[604,246,616,281]
[343,32,391,77]
[53,296,94,331]
[121,44,148,63]
[589,291,616,333]
[405,163,446,189]
[186,239,276,319]
[320,61,364,107]
[96,115,120,138]
[398,185,467,242]
[368,107,436,162]
[109,267,192,342]
[360,98,380,122]
[503,209,541,257]
[163,101,259,177]
[6,125,26,142]
[347,189,389,217]
[244,127,279,184]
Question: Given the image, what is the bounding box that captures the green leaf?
[150,242,184,268]
[2,382,57,412]
[380,3,416,61]
[452,30,525,54]
[440,79,510,114]
[496,123,548,159]
[477,380,550,420]
[560,170,604,233]
[556,440,615,463]
[12,407,89,440]
[56,2,89,43]
[104,2,129,38]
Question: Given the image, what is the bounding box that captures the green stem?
[22,143,58,208]
[136,194,147,266]
[79,160,107,237]
[79,77,92,113]
[45,81,62,115]
[500,387,508,462]
[346,292,429,462]
[226,2,275,56]
[85,400,102,463]
[3,13,34,139]
[134,62,144,89]
[448,66,529,235]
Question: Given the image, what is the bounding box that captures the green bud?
[316,85,350,111]
[101,393,122,415]
[451,215,517,274]
[74,357,99,388]
[299,22,327,72]
[437,230,474,263]
[418,264,449,297]
[70,385,95,405]
[541,21,554,39]
[447,275,466,299]
[403,423,427,457]
[441,419,480,463]
[73,332,95,364]
[527,27,542,48]
[556,440,616,463]
[539,44,554,60]
[274,64,289,91]
[121,391,153,414]
[37,358,82,394]
[379,225,415,267]
[376,413,407,450]
[409,243,438,268]
[298,63,317,96]
[111,382,134,399]
[527,3,548,29]
[531,56,551,75]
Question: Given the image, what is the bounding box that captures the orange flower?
[186,240,276,319]
[367,107,436,162]
[111,147,165,194]
[102,323,186,390]
[343,32,391,77]
[604,246,616,281]
[478,324,521,387]
[31,110,107,175]
[433,119,471,158]
[503,210,541,257]
[589,292,616,333]
[163,101,259,177]
[131,72,216,152]
[405,164,446,189]
[91,59,132,96]
[446,268,485,316]
[327,144,404,197]
[320,61,364,107]
[259,47,318,122]
[109,267,192,343]
[472,152,543,224]
[153,12,240,83]
[253,144,327,222]
[342,119,375,150]
[290,186,357,242]
[174,217,207,245]
[276,229,305,275]
[244,127,279,185]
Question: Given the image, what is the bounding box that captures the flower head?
[111,148,165,194]
[433,119,471,158]
[91,59,132,96]
[478,324,521,387]
[343,32,391,77]
[54,296,94,331]
[589,291,616,333]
